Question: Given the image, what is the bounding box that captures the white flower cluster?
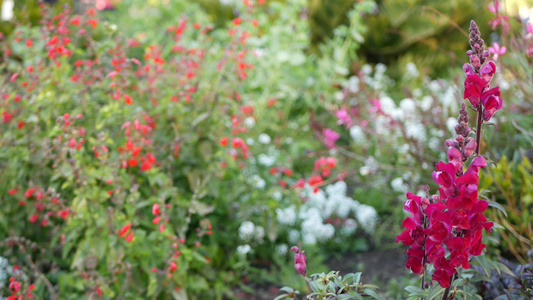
[278,181,379,245]
[0,256,10,289]
[346,63,463,152]
[238,221,265,243]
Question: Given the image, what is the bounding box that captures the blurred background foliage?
[2,0,497,79]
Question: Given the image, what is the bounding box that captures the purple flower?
[323,128,340,149]
[290,245,307,276]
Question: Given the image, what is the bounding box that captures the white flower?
[354,204,378,234]
[405,62,419,79]
[391,177,408,193]
[246,138,255,145]
[375,63,387,74]
[250,175,266,189]
[405,121,426,141]
[446,117,457,134]
[428,80,441,93]
[379,96,396,115]
[255,226,265,243]
[326,181,347,197]
[288,229,300,244]
[276,244,288,256]
[302,232,317,244]
[258,133,271,144]
[258,154,276,166]
[349,126,365,143]
[361,64,372,75]
[428,137,441,150]
[341,218,358,235]
[237,244,251,256]
[412,88,422,98]
[1,0,14,21]
[441,87,456,108]
[238,221,255,241]
[359,166,371,176]
[334,91,344,102]
[272,191,282,201]
[400,98,416,113]
[244,117,256,128]
[348,76,360,93]
[277,206,297,226]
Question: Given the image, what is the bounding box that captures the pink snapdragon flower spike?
[488,42,506,61]
[290,243,307,277]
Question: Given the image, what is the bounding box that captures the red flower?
[481,87,503,121]
[119,223,132,238]
[124,94,132,105]
[25,188,36,198]
[125,231,134,242]
[463,74,485,107]
[432,269,452,287]
[152,203,160,215]
[219,137,228,146]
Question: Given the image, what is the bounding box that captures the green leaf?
[488,200,508,217]
[474,255,492,277]
[190,200,215,216]
[363,288,382,299]
[426,285,445,300]
[404,285,424,294]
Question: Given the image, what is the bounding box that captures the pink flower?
[480,87,503,121]
[322,128,339,149]
[527,22,533,34]
[335,108,353,128]
[290,244,307,276]
[488,42,506,61]
[488,1,499,14]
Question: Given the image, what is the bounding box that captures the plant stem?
[474,105,483,156]
[420,215,428,292]
[441,273,457,300]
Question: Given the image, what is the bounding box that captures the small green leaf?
[488,200,508,217]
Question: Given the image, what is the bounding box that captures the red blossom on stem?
[397,20,497,290]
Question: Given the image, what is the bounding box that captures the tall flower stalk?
[396,20,502,298]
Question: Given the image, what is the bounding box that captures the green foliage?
[277,271,383,299]
[480,156,533,264]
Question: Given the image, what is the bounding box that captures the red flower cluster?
[119,117,158,171]
[397,21,498,288]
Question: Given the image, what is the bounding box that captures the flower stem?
[441,272,457,300]
[475,105,483,156]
